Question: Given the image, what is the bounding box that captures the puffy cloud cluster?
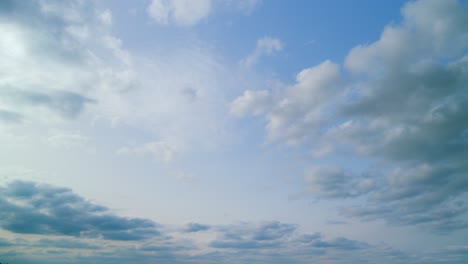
[232,60,341,145]
[231,0,468,232]
[345,0,468,74]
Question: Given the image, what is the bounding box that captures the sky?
[0,0,468,263]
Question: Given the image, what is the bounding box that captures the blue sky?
[0,0,468,263]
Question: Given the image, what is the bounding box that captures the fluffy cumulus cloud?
[265,60,341,145]
[333,0,468,232]
[231,0,468,232]
[229,89,272,117]
[234,60,341,145]
[345,0,468,74]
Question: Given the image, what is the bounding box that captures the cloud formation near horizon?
[0,181,160,241]
[0,180,429,264]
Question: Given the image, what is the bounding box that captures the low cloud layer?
[0,180,443,264]
[0,181,159,240]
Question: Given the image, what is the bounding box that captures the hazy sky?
[1,0,468,263]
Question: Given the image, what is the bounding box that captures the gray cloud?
[0,238,14,247]
[0,181,160,240]
[336,57,468,163]
[208,228,376,263]
[0,110,22,124]
[328,0,468,232]
[183,223,210,233]
[304,166,375,199]
[2,89,96,119]
[0,179,443,264]
[342,162,468,232]
[210,221,296,249]
[296,233,369,251]
[251,221,296,241]
[35,238,101,250]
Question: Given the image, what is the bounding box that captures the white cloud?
[229,90,271,117]
[98,9,112,27]
[345,0,468,74]
[147,0,211,27]
[240,37,284,68]
[232,60,341,145]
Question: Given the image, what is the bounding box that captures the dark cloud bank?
[2,180,460,264]
[0,181,159,241]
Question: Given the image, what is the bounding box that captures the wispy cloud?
[240,37,284,68]
[147,0,212,27]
